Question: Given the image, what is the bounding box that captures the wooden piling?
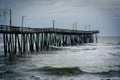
[0,25,99,56]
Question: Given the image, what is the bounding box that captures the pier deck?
[0,25,99,34]
[0,25,99,56]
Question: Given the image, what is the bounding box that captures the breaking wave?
[27,66,120,76]
[0,64,8,74]
[28,66,83,75]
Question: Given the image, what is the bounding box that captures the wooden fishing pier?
[0,25,99,56]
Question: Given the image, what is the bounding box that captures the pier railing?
[0,25,99,34]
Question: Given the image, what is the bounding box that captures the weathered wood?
[3,34,7,56]
[95,34,98,43]
[1,25,99,56]
[0,25,99,34]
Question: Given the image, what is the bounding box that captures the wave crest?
[27,66,120,76]
[28,66,83,75]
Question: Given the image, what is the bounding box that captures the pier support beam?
[95,33,98,43]
[1,26,99,57]
[3,34,7,56]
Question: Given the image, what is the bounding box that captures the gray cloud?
[0,0,120,36]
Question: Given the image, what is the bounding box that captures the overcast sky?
[0,0,120,36]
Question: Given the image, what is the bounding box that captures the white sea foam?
[0,64,8,74]
[0,76,120,80]
[0,37,120,79]
[25,43,120,73]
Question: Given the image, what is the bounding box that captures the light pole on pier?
[9,9,12,26]
[73,23,74,30]
[22,16,26,27]
[75,22,77,30]
[85,25,87,31]
[53,20,55,29]
[88,24,91,31]
[85,24,91,31]
[0,9,12,26]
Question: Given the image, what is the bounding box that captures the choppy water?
[0,36,120,80]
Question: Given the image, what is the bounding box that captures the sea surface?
[0,36,120,80]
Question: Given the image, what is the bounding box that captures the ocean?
[0,36,120,80]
